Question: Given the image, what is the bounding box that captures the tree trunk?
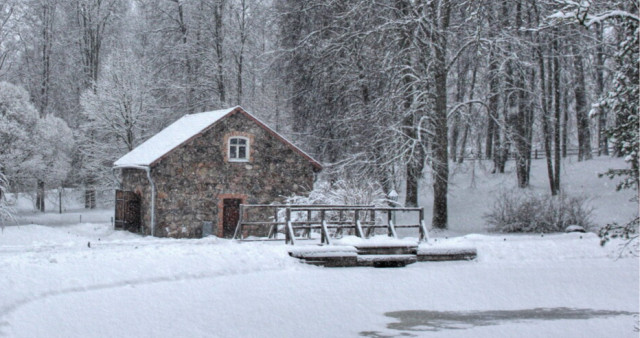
[431,0,451,229]
[484,10,499,162]
[405,148,424,207]
[573,45,592,161]
[214,0,226,104]
[235,0,247,106]
[538,43,556,195]
[395,0,423,208]
[594,23,608,156]
[513,1,531,188]
[174,0,194,113]
[458,123,469,164]
[450,61,467,162]
[84,175,96,209]
[552,37,561,193]
[562,84,569,158]
[459,54,479,164]
[450,113,460,162]
[495,96,509,174]
[36,180,45,212]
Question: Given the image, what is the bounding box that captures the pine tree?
[600,18,639,192]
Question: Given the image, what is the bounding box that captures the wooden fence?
[233,204,428,245]
[459,147,617,161]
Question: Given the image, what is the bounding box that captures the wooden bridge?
[232,204,476,267]
[232,204,429,244]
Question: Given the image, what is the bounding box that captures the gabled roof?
[113,106,321,170]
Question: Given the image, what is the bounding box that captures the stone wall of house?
[148,111,317,238]
[120,168,152,235]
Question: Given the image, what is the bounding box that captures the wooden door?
[222,198,242,238]
[114,190,141,233]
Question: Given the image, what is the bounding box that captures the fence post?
[320,210,326,243]
[307,209,312,238]
[285,207,291,244]
[270,208,278,239]
[418,207,429,242]
[354,210,365,238]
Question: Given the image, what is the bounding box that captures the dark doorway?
[114,190,141,233]
[222,198,242,238]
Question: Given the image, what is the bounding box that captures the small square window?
[228,136,249,162]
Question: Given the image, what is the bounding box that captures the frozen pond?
[361,308,637,336]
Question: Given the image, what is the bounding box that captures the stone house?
[113,106,321,238]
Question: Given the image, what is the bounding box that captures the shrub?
[484,189,594,233]
[285,178,387,207]
[281,178,387,226]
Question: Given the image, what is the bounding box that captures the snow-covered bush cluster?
[277,179,388,226]
[285,179,387,207]
[485,189,594,233]
[0,82,74,193]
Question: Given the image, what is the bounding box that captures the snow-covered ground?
[419,156,638,235]
[0,224,637,337]
[1,157,637,337]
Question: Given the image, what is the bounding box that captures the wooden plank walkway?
[289,243,478,268]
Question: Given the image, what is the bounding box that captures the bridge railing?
[233,204,428,245]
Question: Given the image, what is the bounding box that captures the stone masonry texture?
[120,110,318,238]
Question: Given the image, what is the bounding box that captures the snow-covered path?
[1,224,637,338]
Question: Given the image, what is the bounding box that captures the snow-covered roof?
[114,106,321,169]
[114,107,236,167]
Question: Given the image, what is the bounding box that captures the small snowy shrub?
[285,178,387,207]
[281,179,387,227]
[485,190,593,233]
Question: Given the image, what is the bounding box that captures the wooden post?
[321,220,332,245]
[369,209,375,236]
[285,207,291,244]
[388,218,397,239]
[320,210,326,243]
[418,207,429,242]
[270,208,278,239]
[387,210,393,237]
[307,209,312,238]
[354,210,364,238]
[286,221,296,245]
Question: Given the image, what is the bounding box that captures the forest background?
[0,0,637,229]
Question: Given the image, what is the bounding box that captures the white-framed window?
[228,136,249,162]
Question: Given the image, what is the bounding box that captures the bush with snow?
[285,178,387,207]
[0,82,74,194]
[484,189,594,233]
[277,178,388,228]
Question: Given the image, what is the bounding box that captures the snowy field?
[1,157,638,337]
